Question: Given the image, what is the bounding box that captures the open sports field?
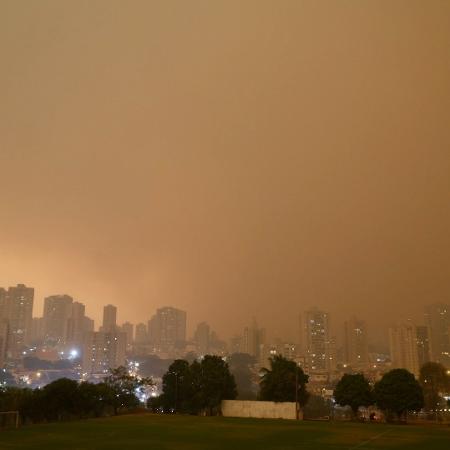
[1,414,449,450]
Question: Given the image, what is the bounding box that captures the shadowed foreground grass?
[1,414,449,449]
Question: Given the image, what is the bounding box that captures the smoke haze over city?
[1,0,449,345]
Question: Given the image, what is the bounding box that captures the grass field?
[1,414,449,449]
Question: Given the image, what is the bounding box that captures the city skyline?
[1,282,448,357]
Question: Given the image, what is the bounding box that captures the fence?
[221,400,301,420]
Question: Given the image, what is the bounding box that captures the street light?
[172,372,183,414]
[295,364,299,420]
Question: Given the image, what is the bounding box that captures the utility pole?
[174,372,178,413]
[295,366,299,420]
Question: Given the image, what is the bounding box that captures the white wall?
[221,400,302,420]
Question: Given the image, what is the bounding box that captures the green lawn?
[1,414,449,449]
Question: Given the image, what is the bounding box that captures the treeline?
[0,367,152,424]
[334,362,450,421]
[152,355,450,423]
[149,354,310,414]
[1,355,448,426]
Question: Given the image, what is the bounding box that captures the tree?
[334,373,373,419]
[419,362,450,411]
[190,355,237,415]
[259,355,309,406]
[41,378,79,421]
[105,366,153,414]
[76,382,113,418]
[374,369,424,421]
[158,359,193,413]
[152,356,237,416]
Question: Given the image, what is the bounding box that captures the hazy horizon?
[1,0,449,346]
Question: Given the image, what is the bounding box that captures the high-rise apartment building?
[303,308,331,372]
[0,319,9,368]
[415,325,432,368]
[209,331,227,355]
[148,307,186,352]
[389,323,420,377]
[5,284,34,354]
[82,331,126,375]
[43,295,73,344]
[243,320,265,359]
[66,301,87,347]
[102,304,117,332]
[424,303,450,365]
[121,322,134,347]
[269,341,297,361]
[343,317,369,368]
[194,322,211,355]
[0,288,7,320]
[147,315,159,344]
[30,317,44,342]
[135,323,148,344]
[84,316,95,334]
[229,335,244,354]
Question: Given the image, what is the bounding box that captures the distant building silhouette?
[343,317,369,368]
[30,317,44,342]
[303,308,331,372]
[148,307,186,353]
[4,284,34,356]
[66,301,89,348]
[43,295,73,344]
[101,304,118,332]
[82,331,126,376]
[229,335,244,354]
[424,303,450,365]
[121,322,134,347]
[135,322,148,344]
[194,322,210,355]
[389,322,420,377]
[0,319,8,368]
[243,320,265,360]
[84,316,95,334]
[415,325,432,368]
[0,288,7,320]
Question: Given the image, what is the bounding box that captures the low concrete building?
[221,400,302,420]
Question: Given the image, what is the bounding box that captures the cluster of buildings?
[388,303,450,377]
[226,307,448,396]
[0,285,223,383]
[1,284,449,392]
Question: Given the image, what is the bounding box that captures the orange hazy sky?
[1,0,449,344]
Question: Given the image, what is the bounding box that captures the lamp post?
[295,365,299,420]
[173,372,178,414]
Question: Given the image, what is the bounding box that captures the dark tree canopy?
[419,362,450,411]
[259,355,309,406]
[151,355,237,415]
[105,366,153,414]
[374,369,424,420]
[41,378,79,421]
[334,373,373,417]
[0,370,152,425]
[158,359,194,413]
[191,355,237,415]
